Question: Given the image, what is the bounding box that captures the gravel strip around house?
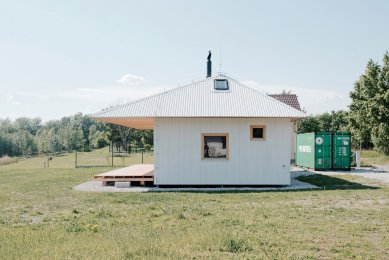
[375,165,389,173]
[74,171,318,193]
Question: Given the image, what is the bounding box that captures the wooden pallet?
[94,164,154,186]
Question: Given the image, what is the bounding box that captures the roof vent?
[207,51,212,78]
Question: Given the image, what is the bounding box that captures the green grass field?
[361,150,389,166]
[1,149,389,259]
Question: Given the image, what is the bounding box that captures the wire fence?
[26,145,153,169]
[75,146,153,168]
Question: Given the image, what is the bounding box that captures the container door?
[296,133,315,169]
[314,133,332,170]
[333,133,351,170]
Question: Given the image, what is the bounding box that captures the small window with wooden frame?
[250,125,266,141]
[201,133,229,160]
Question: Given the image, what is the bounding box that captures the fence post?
[142,151,144,164]
[355,151,361,168]
[75,150,77,168]
[111,142,114,167]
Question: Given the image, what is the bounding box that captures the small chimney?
[207,50,212,78]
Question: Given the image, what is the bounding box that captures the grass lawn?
[360,150,389,166]
[1,150,389,259]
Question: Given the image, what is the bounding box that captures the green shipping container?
[296,132,332,170]
[295,132,351,170]
[332,132,351,170]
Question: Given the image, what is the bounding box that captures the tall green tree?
[317,111,349,132]
[60,124,84,151]
[141,129,154,146]
[89,125,109,149]
[371,52,389,154]
[349,52,389,154]
[348,59,380,149]
[35,128,49,154]
[329,110,349,132]
[297,116,321,133]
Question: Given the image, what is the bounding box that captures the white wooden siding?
[291,122,297,162]
[154,118,292,185]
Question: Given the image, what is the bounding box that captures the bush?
[0,155,18,166]
[144,144,152,152]
[220,238,252,253]
[95,209,112,218]
[83,146,92,152]
[96,138,108,149]
[65,221,85,233]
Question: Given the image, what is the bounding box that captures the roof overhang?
[91,116,305,129]
[92,117,154,129]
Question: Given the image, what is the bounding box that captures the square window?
[253,128,263,139]
[214,79,229,90]
[250,125,266,140]
[201,133,229,159]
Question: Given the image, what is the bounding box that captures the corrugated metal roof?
[90,74,306,119]
[268,94,301,111]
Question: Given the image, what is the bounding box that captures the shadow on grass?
[296,174,379,190]
[155,174,380,193]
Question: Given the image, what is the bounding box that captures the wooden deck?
[94,164,154,186]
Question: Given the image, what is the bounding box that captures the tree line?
[298,52,389,155]
[0,113,153,156]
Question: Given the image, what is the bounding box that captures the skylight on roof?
[214,79,229,90]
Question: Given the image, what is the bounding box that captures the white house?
[91,65,305,186]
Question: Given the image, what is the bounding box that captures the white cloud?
[4,93,20,105]
[74,84,166,103]
[116,74,145,85]
[17,91,50,100]
[15,73,169,116]
[18,85,166,104]
[242,80,351,115]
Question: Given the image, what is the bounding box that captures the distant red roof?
[268,94,301,111]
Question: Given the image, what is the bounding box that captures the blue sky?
[1,0,388,120]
